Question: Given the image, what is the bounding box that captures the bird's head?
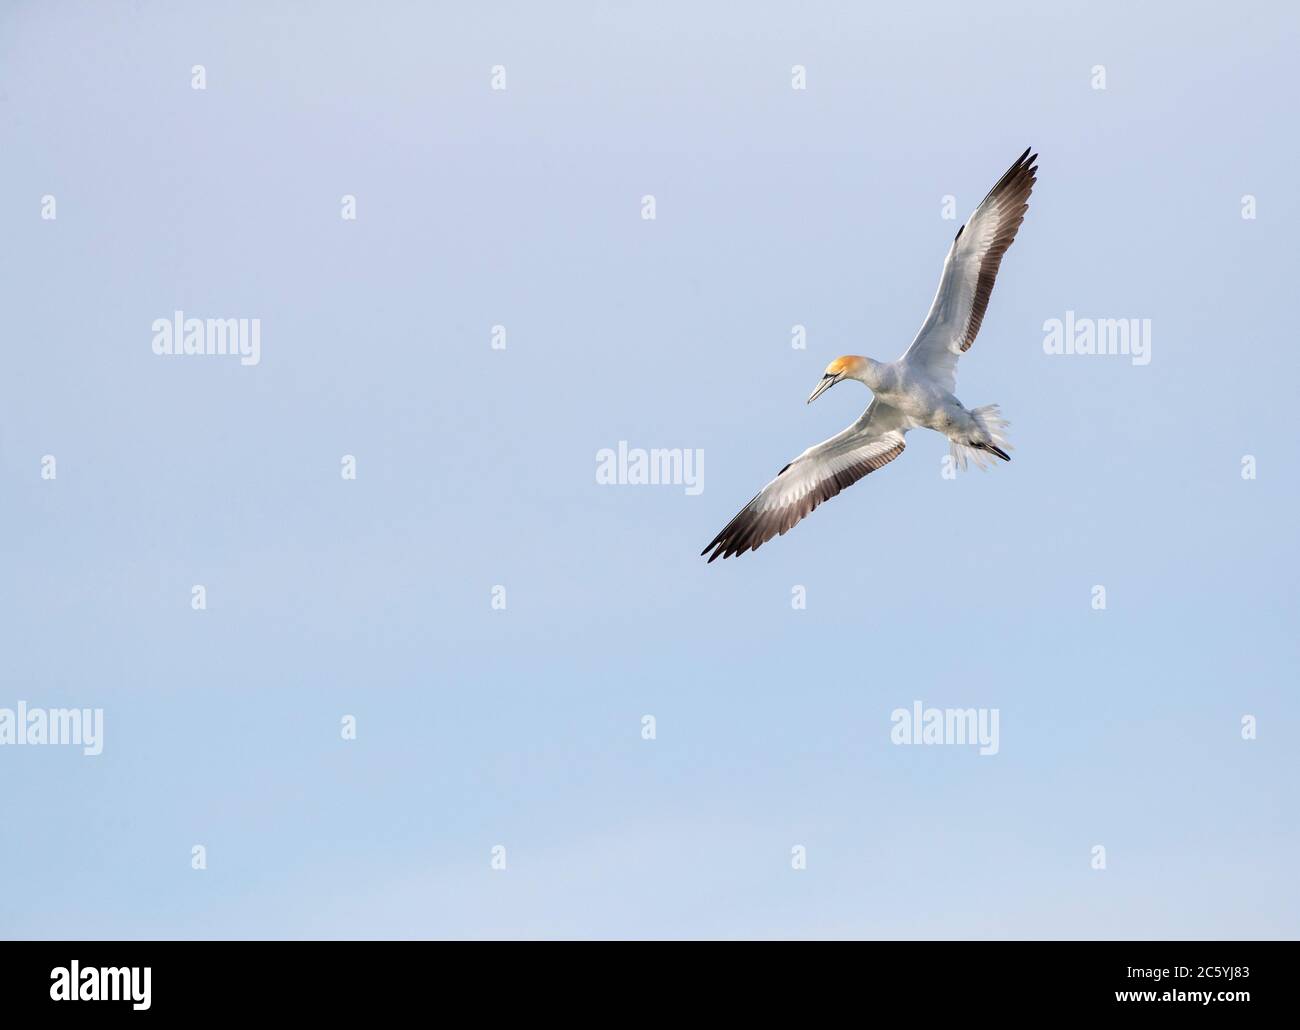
[807,355,870,404]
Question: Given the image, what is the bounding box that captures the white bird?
[703,148,1037,562]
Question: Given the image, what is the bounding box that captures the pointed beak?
[807,373,840,405]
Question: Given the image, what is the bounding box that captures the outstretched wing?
[901,147,1038,392]
[701,401,908,562]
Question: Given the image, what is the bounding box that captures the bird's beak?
[806,373,840,405]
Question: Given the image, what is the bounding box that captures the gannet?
[702,148,1037,562]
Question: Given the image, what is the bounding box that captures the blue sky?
[1,0,1296,939]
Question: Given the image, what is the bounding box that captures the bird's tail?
[950,404,1013,472]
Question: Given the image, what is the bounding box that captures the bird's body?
[858,360,961,434]
[853,360,1004,458]
[703,148,1037,562]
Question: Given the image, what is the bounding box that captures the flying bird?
[702,147,1037,562]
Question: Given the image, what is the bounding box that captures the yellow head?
[807,355,868,404]
[825,355,865,377]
